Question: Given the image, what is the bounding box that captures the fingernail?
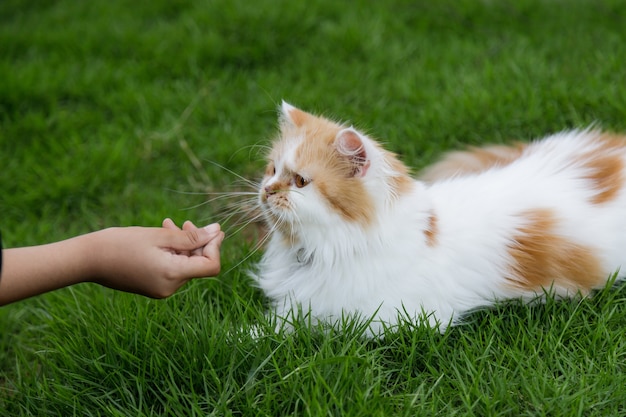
[204,223,220,234]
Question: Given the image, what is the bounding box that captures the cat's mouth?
[259,192,298,234]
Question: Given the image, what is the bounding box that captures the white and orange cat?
[249,101,626,334]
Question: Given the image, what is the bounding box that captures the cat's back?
[423,129,626,189]
[422,129,626,297]
[426,130,626,207]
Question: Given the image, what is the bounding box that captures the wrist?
[73,229,108,285]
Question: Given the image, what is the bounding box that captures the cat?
[249,101,626,335]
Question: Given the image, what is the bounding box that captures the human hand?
[161,218,218,257]
[89,220,225,298]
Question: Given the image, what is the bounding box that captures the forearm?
[0,235,92,306]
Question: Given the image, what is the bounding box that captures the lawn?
[2,0,626,415]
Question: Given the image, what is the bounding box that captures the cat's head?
[259,102,412,240]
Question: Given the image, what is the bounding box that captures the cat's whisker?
[225,143,273,163]
[214,200,259,226]
[217,196,258,212]
[204,160,260,189]
[205,190,259,196]
[205,192,259,204]
[220,215,275,276]
[224,212,266,239]
[219,205,262,234]
[231,179,261,190]
[208,192,258,202]
[165,188,213,196]
[247,144,272,160]
[180,192,258,211]
[208,180,260,192]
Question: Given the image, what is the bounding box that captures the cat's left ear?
[335,128,371,177]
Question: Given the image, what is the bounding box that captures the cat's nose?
[264,186,277,196]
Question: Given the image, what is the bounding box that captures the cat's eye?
[294,174,310,188]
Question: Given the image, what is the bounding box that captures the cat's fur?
[251,101,626,334]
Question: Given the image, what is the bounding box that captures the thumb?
[177,230,225,278]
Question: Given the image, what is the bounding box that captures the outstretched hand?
[0,219,225,305]
[92,219,225,298]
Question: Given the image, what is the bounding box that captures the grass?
[2,0,626,415]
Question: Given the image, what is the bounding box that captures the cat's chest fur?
[255,179,518,331]
[250,102,626,334]
[256,186,440,323]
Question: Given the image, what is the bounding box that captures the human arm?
[0,220,224,306]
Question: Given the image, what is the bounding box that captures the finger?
[171,230,224,278]
[163,219,191,255]
[182,221,203,256]
[162,218,180,230]
[165,223,221,252]
[203,230,225,262]
[184,231,224,277]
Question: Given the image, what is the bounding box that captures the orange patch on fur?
[285,115,377,225]
[316,179,376,224]
[579,134,625,205]
[424,211,438,247]
[506,209,603,292]
[421,142,527,182]
[275,106,415,225]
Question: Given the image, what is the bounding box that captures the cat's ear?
[279,100,308,128]
[335,128,371,177]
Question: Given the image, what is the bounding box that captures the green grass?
[2,0,626,415]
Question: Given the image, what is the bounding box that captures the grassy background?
[2,0,626,415]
